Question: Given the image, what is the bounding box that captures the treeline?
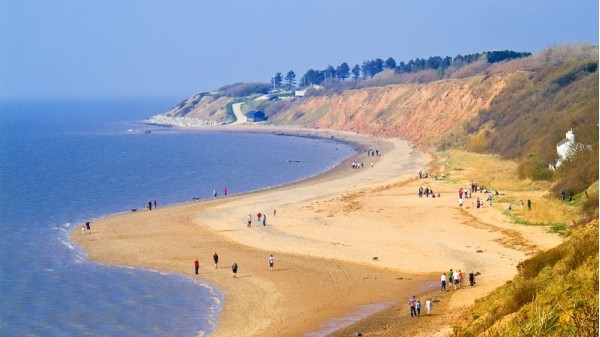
[297,50,531,86]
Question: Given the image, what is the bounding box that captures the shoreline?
[71,123,561,337]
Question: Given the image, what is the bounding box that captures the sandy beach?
[71,124,562,337]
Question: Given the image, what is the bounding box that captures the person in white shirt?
[268,254,274,271]
[441,273,447,291]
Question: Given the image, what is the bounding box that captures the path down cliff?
[232,102,247,124]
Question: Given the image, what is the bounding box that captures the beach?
[71,125,562,337]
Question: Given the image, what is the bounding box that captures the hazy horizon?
[1,0,598,101]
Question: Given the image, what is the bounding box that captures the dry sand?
[71,125,562,337]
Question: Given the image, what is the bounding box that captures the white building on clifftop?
[550,129,588,170]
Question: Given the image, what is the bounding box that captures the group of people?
[506,198,533,212]
[351,162,365,169]
[146,199,157,210]
[561,189,573,202]
[81,221,91,234]
[440,269,476,291]
[409,295,432,317]
[418,186,439,198]
[367,149,379,157]
[193,252,275,277]
[213,187,229,198]
[247,211,270,227]
[418,170,430,179]
[458,185,501,209]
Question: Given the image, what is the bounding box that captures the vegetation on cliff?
[438,150,598,337]
[463,45,598,201]
[252,45,598,215]
[453,221,598,337]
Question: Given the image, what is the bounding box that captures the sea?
[0,98,356,337]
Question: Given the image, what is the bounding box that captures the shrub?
[517,247,564,279]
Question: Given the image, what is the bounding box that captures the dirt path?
[231,102,247,124]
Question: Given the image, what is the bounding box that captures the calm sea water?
[0,99,355,337]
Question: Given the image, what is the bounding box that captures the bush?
[518,247,564,279]
[217,82,270,97]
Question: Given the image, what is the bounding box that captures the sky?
[1,0,598,101]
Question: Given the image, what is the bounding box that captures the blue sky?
[1,0,598,101]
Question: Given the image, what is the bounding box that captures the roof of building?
[557,138,571,147]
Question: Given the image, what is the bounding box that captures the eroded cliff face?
[269,74,513,147]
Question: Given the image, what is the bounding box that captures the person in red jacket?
[194,258,199,274]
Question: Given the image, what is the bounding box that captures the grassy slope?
[453,221,598,337]
[463,52,598,191]
[435,49,600,335]
[437,150,599,337]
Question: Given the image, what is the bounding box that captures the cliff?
[266,74,512,148]
[157,45,597,200]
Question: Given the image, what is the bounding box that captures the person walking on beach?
[232,262,238,278]
[469,271,475,287]
[409,296,417,317]
[527,199,532,210]
[268,254,274,271]
[416,300,422,316]
[213,252,219,269]
[453,270,460,289]
[153,200,157,209]
[213,189,217,198]
[194,258,199,275]
[273,209,277,217]
[224,187,228,197]
[257,212,262,222]
[425,299,432,316]
[247,214,252,227]
[148,200,152,210]
[262,214,266,226]
[85,221,91,232]
[441,273,447,291]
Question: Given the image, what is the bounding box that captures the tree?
[351,64,361,80]
[385,57,396,69]
[272,72,283,89]
[285,70,296,88]
[373,58,384,75]
[336,62,350,81]
[361,61,370,79]
[395,61,406,73]
[324,65,336,84]
[442,56,452,69]
[301,69,324,86]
